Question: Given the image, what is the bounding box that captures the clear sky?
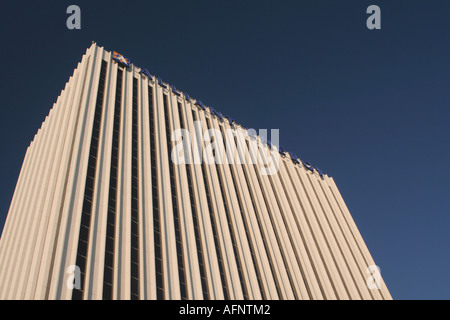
[0,0,449,300]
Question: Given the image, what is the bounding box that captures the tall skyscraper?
[0,42,391,300]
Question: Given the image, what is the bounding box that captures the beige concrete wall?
[0,43,391,300]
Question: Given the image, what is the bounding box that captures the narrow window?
[130,78,140,300]
[205,117,249,299]
[177,102,209,299]
[102,67,123,299]
[148,86,164,299]
[218,125,266,299]
[72,60,107,300]
[193,110,229,300]
[247,140,300,299]
[238,144,284,299]
[163,95,187,299]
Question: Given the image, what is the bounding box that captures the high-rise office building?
[0,42,391,300]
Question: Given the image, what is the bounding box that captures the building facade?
[0,43,391,300]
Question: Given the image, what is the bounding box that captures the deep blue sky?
[1,1,449,300]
